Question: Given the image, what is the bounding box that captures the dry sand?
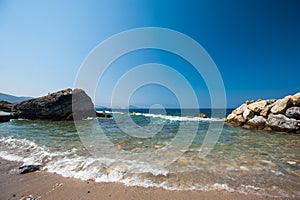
[0,157,273,200]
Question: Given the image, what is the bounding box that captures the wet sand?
[0,158,273,200]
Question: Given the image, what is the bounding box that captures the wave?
[0,136,289,198]
[102,111,225,122]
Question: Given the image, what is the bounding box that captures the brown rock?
[291,92,300,106]
[226,114,245,126]
[199,113,207,118]
[247,100,267,113]
[234,104,247,115]
[243,108,255,120]
[270,96,292,114]
[260,104,273,117]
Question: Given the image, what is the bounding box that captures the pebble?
[287,161,296,165]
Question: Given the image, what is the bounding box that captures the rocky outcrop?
[0,101,14,112]
[226,92,300,133]
[12,89,96,120]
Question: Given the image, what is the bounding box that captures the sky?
[0,0,299,108]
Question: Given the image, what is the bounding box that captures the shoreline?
[0,157,274,200]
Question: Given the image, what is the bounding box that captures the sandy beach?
[0,158,274,200]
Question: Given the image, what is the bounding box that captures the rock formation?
[12,88,96,120]
[226,92,300,133]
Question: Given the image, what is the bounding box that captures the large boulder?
[291,93,300,106]
[226,113,245,126]
[12,89,95,120]
[247,100,267,113]
[0,101,14,112]
[270,96,292,114]
[267,114,299,133]
[285,107,300,120]
[232,104,247,115]
[242,108,255,120]
[246,116,266,129]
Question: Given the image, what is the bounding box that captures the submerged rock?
[226,92,300,133]
[18,165,41,174]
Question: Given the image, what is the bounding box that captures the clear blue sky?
[0,0,299,108]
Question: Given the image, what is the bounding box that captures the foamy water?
[0,109,299,198]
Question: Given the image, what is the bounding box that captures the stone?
[247,100,267,113]
[96,112,112,118]
[267,114,299,132]
[0,101,14,112]
[260,104,273,117]
[0,113,13,122]
[199,113,207,118]
[291,92,300,106]
[234,104,247,115]
[270,96,292,114]
[246,116,266,128]
[12,89,96,120]
[226,114,245,126]
[243,108,255,120]
[285,107,300,120]
[18,164,41,174]
[246,100,250,105]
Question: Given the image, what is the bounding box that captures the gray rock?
[247,100,267,113]
[12,89,95,120]
[285,107,300,120]
[18,164,41,174]
[243,108,255,120]
[246,116,266,128]
[270,96,292,114]
[267,114,299,132]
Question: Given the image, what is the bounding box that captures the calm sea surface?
[0,109,299,198]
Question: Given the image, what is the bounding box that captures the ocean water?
[0,109,299,198]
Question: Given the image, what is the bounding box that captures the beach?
[0,157,272,200]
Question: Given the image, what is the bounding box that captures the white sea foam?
[131,112,224,122]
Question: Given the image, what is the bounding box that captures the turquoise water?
[0,109,299,198]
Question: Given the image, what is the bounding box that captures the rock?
[96,112,112,118]
[247,100,267,113]
[285,107,300,120]
[0,114,13,122]
[291,92,300,106]
[242,108,255,120]
[20,195,37,200]
[260,104,273,117]
[226,92,300,133]
[0,101,14,112]
[226,114,245,126]
[246,116,266,128]
[12,89,95,120]
[199,113,207,118]
[270,96,292,114]
[234,104,247,115]
[267,114,299,133]
[18,164,41,174]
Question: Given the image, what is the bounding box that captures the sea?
[0,108,299,199]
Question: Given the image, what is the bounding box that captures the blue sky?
[0,0,299,108]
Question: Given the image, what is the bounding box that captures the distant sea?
[0,109,299,198]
